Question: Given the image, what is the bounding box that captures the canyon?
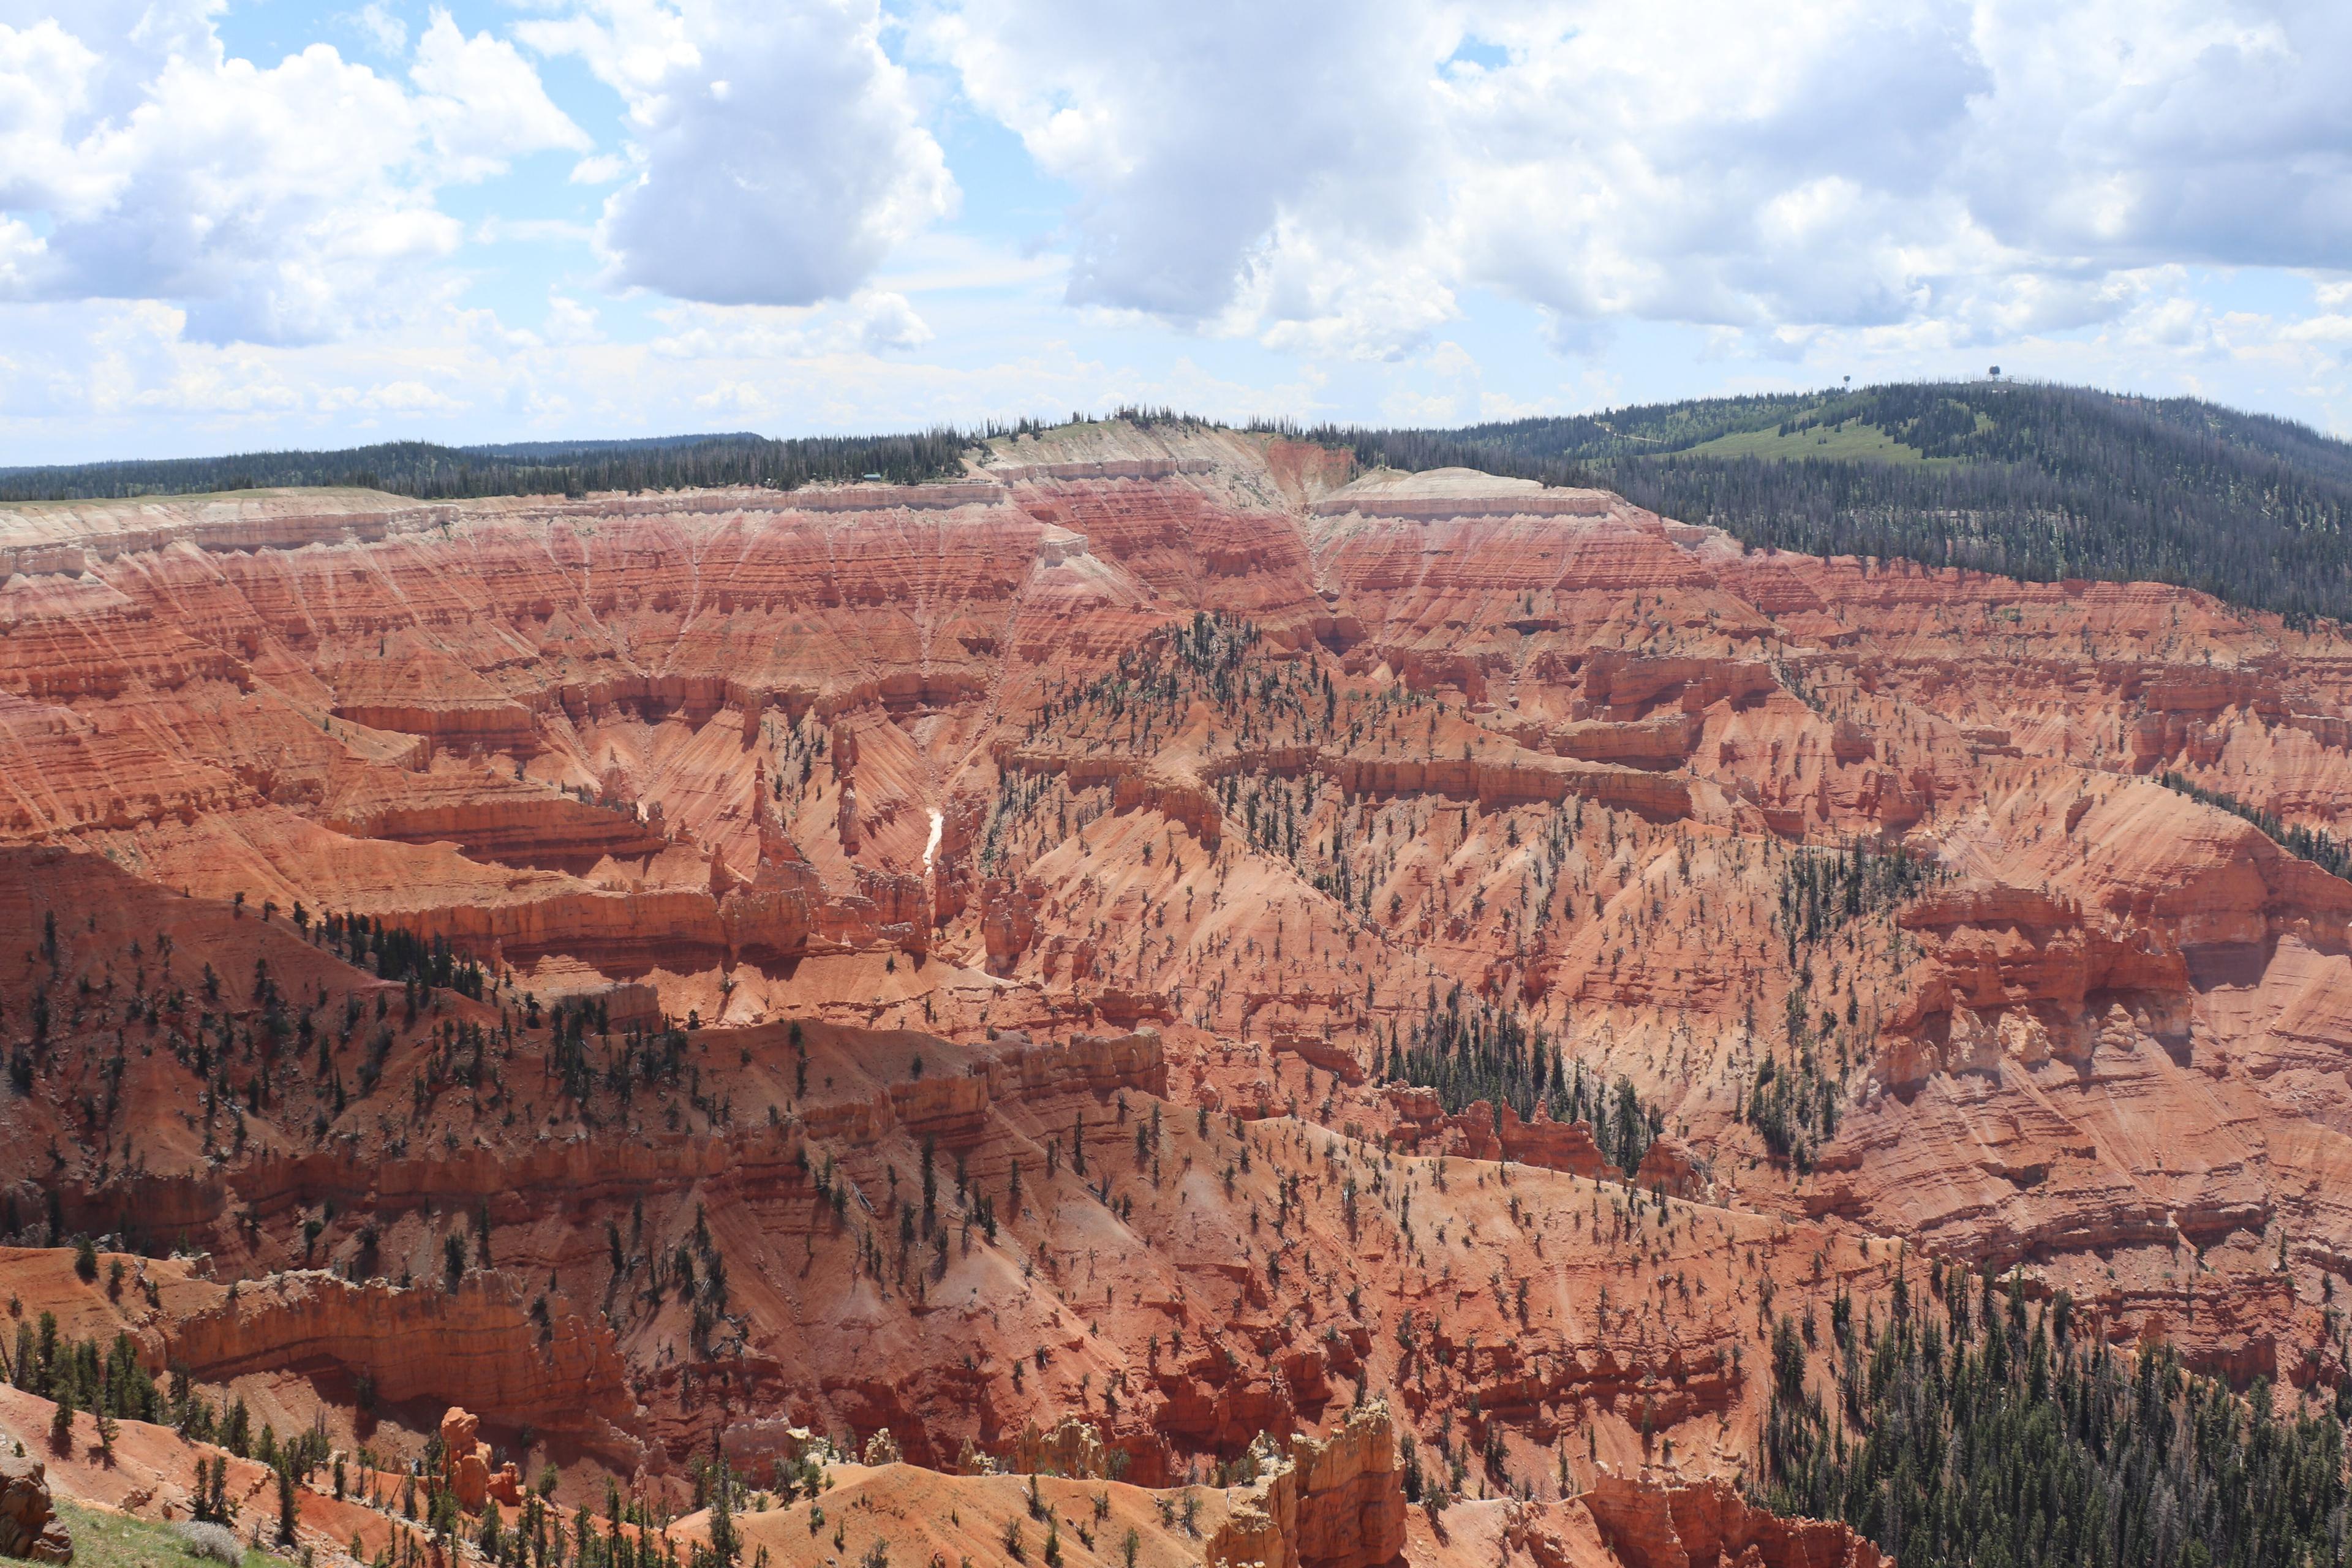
[5,418,2352,1565]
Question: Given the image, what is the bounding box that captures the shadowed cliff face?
[4,419,2352,1566]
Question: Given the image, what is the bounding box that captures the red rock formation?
[442,1406,492,1510]
[1205,1401,1406,1568]
[0,1453,72,1564]
[168,1273,639,1458]
[439,1406,523,1513]
[1387,1091,1619,1180]
[1567,1476,1885,1568]
[15,421,2352,1564]
[1007,1415,1112,1479]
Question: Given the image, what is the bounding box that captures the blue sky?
[2,0,2349,464]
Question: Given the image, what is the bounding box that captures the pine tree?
[707,1444,740,1568]
[275,1456,301,1547]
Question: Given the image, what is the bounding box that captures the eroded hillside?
[4,420,2349,1566]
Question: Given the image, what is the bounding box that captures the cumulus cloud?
[922,0,2352,356]
[3,0,2348,459]
[0,1,585,345]
[1964,0,2352,268]
[544,295,605,345]
[646,288,935,359]
[929,0,1452,345]
[523,0,955,307]
[570,153,632,185]
[346,3,410,58]
[411,10,591,183]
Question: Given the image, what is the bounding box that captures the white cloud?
[363,379,468,413]
[645,288,934,358]
[0,215,45,295]
[569,152,631,184]
[524,0,956,307]
[922,0,2352,358]
[0,0,586,345]
[693,379,769,413]
[1961,0,2352,270]
[347,3,410,58]
[473,217,599,246]
[544,294,603,345]
[411,9,590,183]
[2,0,2350,460]
[927,0,1453,349]
[854,291,934,351]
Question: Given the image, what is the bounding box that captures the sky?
[1,0,2350,466]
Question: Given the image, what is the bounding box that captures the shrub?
[175,1520,245,1564]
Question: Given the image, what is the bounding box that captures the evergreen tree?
[1765,1265,2351,1567]
[275,1456,301,1547]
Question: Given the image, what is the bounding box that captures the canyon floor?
[5,418,2351,1566]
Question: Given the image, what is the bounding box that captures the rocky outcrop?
[1327,751,1691,821]
[1874,877,2196,1088]
[1544,713,1705,771]
[1633,1136,1711,1201]
[1576,652,1779,720]
[0,1453,70,1564]
[1002,734,1692,845]
[1269,1028,1370,1085]
[1386,1090,1620,1181]
[1575,1476,1887,1568]
[440,1407,522,1513]
[168,1273,637,1452]
[722,859,932,962]
[1205,1402,1404,1568]
[979,873,1043,973]
[1009,1416,1112,1479]
[995,747,1227,847]
[985,1028,1170,1101]
[327,788,669,875]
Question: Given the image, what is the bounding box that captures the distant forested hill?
[0,429,970,503]
[1351,382,2352,625]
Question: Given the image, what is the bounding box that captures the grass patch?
[1665,417,1949,465]
[50,1497,275,1568]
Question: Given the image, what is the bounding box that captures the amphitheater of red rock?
[6,418,2352,1565]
